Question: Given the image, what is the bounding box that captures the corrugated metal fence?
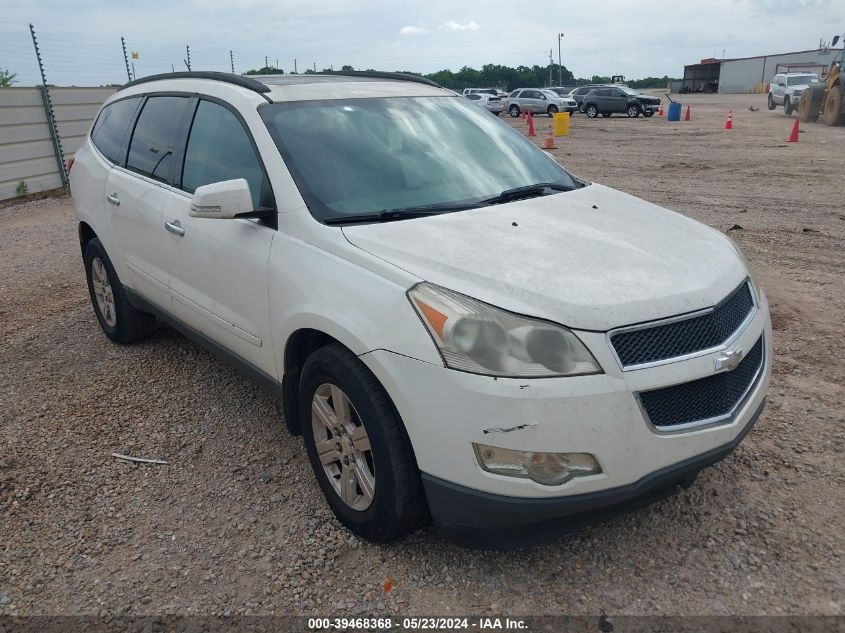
[0,87,115,201]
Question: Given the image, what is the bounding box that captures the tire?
[578,103,585,113]
[799,84,825,123]
[601,112,611,118]
[784,96,793,116]
[509,104,520,118]
[643,111,654,117]
[627,104,641,118]
[547,104,558,117]
[299,344,428,542]
[83,238,156,344]
[767,93,776,110]
[821,88,845,126]
[585,105,598,118]
[493,111,501,116]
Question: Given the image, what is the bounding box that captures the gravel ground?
[1,93,843,617]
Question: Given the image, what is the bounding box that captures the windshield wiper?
[483,182,575,205]
[324,202,482,225]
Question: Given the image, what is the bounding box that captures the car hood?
[342,184,747,331]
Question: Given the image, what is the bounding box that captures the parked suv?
[768,72,822,115]
[507,88,577,117]
[583,86,661,118]
[568,84,608,112]
[464,91,504,115]
[71,71,771,548]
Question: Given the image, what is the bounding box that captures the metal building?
[681,47,842,94]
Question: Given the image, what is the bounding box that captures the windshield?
[260,96,578,223]
[787,75,820,86]
[619,86,639,95]
[541,90,560,99]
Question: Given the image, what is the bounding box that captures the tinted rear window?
[127,96,191,183]
[90,97,141,164]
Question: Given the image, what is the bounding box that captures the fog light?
[472,443,601,486]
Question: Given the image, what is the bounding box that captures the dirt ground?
[1,92,843,618]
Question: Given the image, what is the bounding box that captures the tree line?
[244,62,676,91]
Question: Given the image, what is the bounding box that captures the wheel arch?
[78,221,97,255]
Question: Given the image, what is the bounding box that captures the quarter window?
[181,100,266,210]
[90,97,141,164]
[127,96,191,183]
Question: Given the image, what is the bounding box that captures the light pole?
[557,32,564,86]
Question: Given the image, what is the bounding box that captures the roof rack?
[119,71,271,94]
[322,70,442,88]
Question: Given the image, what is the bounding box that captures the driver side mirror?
[189,178,265,219]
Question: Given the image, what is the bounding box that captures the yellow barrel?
[553,111,570,137]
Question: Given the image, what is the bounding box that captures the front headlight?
[408,283,602,377]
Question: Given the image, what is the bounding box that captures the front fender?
[268,231,443,378]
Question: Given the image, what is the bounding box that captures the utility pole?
[558,32,564,86]
[265,55,269,69]
[230,50,235,74]
[549,49,553,86]
[120,36,132,82]
[294,58,297,74]
[184,45,191,71]
[313,62,316,72]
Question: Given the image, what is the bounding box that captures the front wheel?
[547,105,558,117]
[784,96,793,116]
[508,104,521,118]
[585,104,599,118]
[767,93,776,110]
[627,104,641,118]
[643,110,654,117]
[799,84,824,122]
[83,238,156,343]
[299,344,428,542]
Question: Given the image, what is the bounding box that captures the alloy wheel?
[311,383,376,511]
[91,257,116,327]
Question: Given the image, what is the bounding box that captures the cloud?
[400,25,430,35]
[439,19,480,31]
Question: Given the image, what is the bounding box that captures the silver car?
[464,92,504,116]
[507,88,577,118]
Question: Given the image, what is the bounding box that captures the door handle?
[164,220,185,237]
[106,193,120,206]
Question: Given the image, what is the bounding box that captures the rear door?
[164,98,277,376]
[107,95,193,310]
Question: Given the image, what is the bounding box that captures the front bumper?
[423,398,764,548]
[359,290,771,544]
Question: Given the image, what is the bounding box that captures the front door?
[164,98,278,376]
[107,95,193,310]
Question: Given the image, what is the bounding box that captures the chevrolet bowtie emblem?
[715,346,744,372]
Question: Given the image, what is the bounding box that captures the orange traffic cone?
[543,125,556,150]
[725,110,733,129]
[684,105,691,121]
[658,104,664,117]
[787,117,799,142]
[527,111,536,136]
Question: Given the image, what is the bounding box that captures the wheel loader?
[798,34,845,126]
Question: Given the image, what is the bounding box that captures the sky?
[1,0,842,86]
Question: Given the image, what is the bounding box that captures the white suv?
[768,72,822,115]
[71,71,772,548]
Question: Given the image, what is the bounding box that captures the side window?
[126,96,191,183]
[90,97,141,164]
[181,100,267,210]
[509,90,521,99]
[467,94,481,101]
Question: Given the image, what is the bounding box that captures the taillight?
[66,156,74,174]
